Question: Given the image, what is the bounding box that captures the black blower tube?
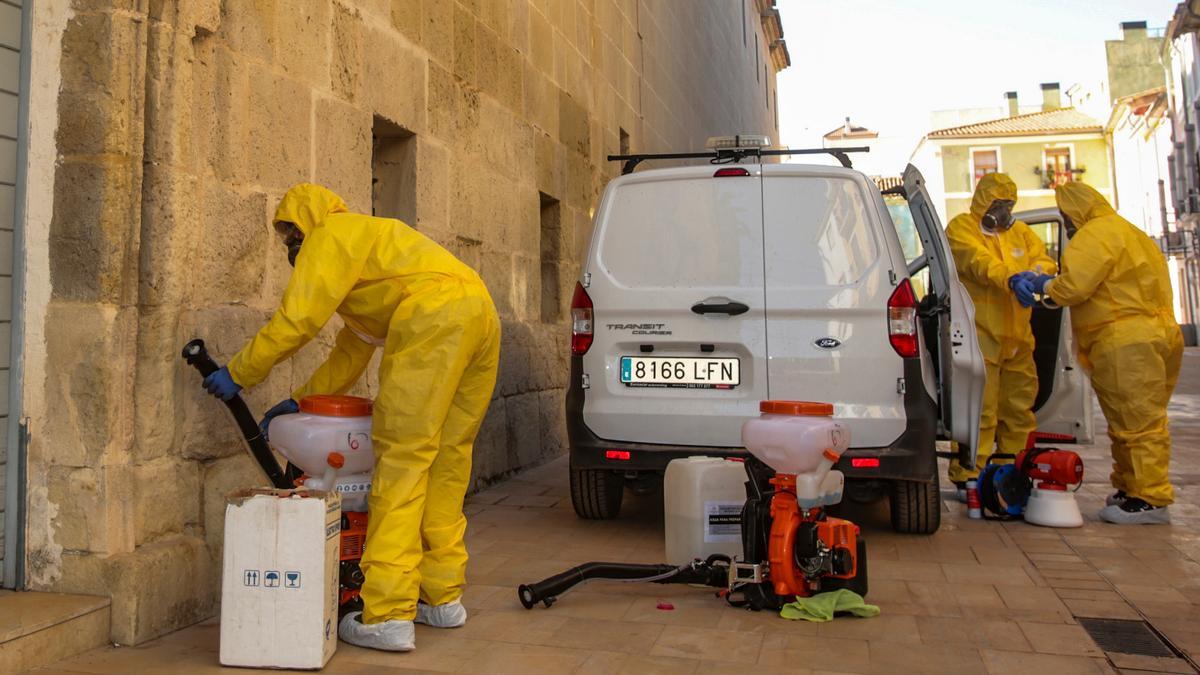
[181,339,292,489]
[518,558,729,609]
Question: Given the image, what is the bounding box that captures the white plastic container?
[740,401,849,475]
[741,401,850,508]
[664,457,747,565]
[269,395,374,511]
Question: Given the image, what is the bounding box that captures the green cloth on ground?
[779,589,880,622]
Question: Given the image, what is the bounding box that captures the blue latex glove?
[260,398,300,440]
[1016,270,1038,283]
[1008,274,1036,308]
[203,366,242,401]
[1031,274,1055,295]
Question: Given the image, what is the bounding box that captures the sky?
[775,0,1182,174]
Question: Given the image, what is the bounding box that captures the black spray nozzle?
[181,338,293,489]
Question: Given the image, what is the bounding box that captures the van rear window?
[763,176,878,287]
[597,177,763,288]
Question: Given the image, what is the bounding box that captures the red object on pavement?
[656,602,675,611]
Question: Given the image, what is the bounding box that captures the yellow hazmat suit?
[1048,183,1182,506]
[227,184,501,622]
[946,173,1056,482]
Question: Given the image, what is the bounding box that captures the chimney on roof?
[1120,20,1148,40]
[844,117,852,133]
[1005,91,1019,117]
[1041,82,1062,111]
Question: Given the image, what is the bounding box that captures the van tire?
[889,475,941,534]
[571,467,625,519]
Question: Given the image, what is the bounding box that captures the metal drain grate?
[1077,618,1177,657]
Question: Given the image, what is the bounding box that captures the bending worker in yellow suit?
[1029,182,1182,525]
[946,173,1056,493]
[202,184,501,650]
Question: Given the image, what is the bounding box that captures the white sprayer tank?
[741,401,850,508]
[269,395,374,511]
[663,457,747,565]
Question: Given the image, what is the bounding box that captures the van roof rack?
[607,147,869,175]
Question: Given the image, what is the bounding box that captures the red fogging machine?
[978,446,1085,528]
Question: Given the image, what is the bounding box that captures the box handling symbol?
[264,571,280,588]
[244,570,260,587]
[285,571,301,588]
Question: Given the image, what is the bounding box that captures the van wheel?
[889,475,941,534]
[571,467,625,519]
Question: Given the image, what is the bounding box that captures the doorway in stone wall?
[372,116,416,225]
[1,0,29,590]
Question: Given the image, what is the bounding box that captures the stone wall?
[22,0,787,644]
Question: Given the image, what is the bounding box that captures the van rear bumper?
[566,357,939,482]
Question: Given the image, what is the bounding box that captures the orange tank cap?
[300,395,374,417]
[759,400,834,417]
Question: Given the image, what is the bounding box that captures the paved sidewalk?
[31,350,1200,674]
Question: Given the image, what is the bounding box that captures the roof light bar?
[706,134,772,150]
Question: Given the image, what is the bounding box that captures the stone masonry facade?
[19,0,788,644]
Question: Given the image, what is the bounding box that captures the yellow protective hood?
[969,173,1018,218]
[273,183,349,236]
[1055,182,1115,228]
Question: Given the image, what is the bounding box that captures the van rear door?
[760,166,907,448]
[581,167,769,447]
[901,165,986,463]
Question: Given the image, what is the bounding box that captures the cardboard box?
[220,489,341,669]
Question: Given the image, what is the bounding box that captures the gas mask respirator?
[981,199,1015,234]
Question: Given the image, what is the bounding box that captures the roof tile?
[929,107,1103,139]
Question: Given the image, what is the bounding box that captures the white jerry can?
[663,457,747,565]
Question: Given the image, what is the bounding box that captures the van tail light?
[571,282,594,355]
[605,450,631,461]
[713,167,750,177]
[887,279,919,358]
[851,457,880,468]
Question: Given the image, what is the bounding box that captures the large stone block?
[421,0,453,65]
[330,2,364,103]
[508,0,528,54]
[218,0,277,62]
[470,397,507,489]
[198,45,252,183]
[533,131,565,198]
[56,12,145,157]
[136,169,201,309]
[538,387,568,460]
[478,250,516,320]
[452,4,477,84]
[275,0,331,82]
[133,456,201,546]
[390,0,422,45]
[495,42,524,113]
[201,453,260,552]
[49,159,141,304]
[558,89,588,157]
[189,181,270,306]
[426,61,457,141]
[475,22,501,102]
[479,0,510,41]
[246,66,312,190]
[42,303,134,468]
[102,535,218,645]
[529,7,553,77]
[46,464,134,555]
[361,26,427,134]
[505,391,542,467]
[314,97,373,211]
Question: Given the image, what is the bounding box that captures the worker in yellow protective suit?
[1030,182,1182,525]
[945,173,1056,494]
[203,184,501,651]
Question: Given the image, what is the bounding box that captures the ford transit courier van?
[567,156,1086,533]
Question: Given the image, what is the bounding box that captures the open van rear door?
[901,165,986,465]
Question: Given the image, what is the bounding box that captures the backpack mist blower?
[183,339,372,615]
[977,447,1084,528]
[518,401,868,613]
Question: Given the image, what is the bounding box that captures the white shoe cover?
[1098,503,1170,525]
[338,611,415,651]
[1105,491,1127,507]
[415,599,467,628]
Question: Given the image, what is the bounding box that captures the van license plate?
[619,356,740,389]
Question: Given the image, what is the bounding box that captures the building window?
[971,148,999,187]
[372,116,416,224]
[540,193,562,323]
[1042,146,1074,189]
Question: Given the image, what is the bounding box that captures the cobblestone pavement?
[32,350,1200,674]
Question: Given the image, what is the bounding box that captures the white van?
[566,146,1088,534]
